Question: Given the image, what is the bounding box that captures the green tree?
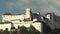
[20,26,28,34]
[28,25,41,34]
[3,28,10,34]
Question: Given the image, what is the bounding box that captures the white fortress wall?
[32,23,42,32]
[11,21,33,24]
[2,15,25,22]
[13,23,30,28]
[0,23,11,31]
[13,22,42,32]
[0,22,43,32]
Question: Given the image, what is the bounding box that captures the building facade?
[0,8,43,32]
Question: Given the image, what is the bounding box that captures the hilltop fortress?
[0,8,60,33]
[0,8,43,32]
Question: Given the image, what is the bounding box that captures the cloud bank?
[1,0,60,16]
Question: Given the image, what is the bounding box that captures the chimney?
[25,8,31,20]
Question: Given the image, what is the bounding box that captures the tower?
[25,8,32,20]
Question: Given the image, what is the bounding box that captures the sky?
[0,0,60,22]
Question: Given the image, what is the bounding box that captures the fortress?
[0,8,43,32]
[0,8,60,34]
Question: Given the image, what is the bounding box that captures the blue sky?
[0,0,60,22]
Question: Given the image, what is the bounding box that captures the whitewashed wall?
[0,22,42,32]
[2,15,25,22]
[0,23,11,31]
[13,22,42,32]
